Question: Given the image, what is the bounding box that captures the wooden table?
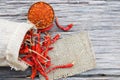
[0,0,120,80]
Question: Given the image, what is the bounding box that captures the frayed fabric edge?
[5,22,33,71]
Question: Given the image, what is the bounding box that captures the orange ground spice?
[28,2,54,29]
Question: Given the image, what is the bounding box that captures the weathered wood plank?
[1,0,120,80]
[2,77,120,80]
[59,77,120,80]
[0,67,31,78]
[0,0,120,30]
[0,78,35,80]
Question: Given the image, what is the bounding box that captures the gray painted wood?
[0,0,120,80]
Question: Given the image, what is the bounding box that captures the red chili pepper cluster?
[19,17,74,80]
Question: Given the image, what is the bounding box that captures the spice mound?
[28,2,54,29]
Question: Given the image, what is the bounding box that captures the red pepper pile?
[19,17,74,80]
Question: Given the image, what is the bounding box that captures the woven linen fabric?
[39,32,96,80]
[0,19,32,71]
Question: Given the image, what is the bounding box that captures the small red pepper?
[51,34,60,44]
[24,34,31,40]
[35,43,41,53]
[19,45,29,54]
[38,24,54,32]
[37,68,49,80]
[45,56,51,68]
[31,66,37,80]
[42,34,51,58]
[48,47,54,51]
[21,55,34,66]
[43,34,52,47]
[47,62,74,73]
[55,17,73,31]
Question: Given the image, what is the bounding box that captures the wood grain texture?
[0,0,120,80]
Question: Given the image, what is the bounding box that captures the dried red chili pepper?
[45,56,51,68]
[24,34,31,40]
[38,24,54,32]
[21,55,34,66]
[37,68,49,80]
[19,45,29,54]
[43,34,52,57]
[47,62,74,73]
[43,34,52,46]
[35,32,41,54]
[51,34,60,44]
[48,47,53,51]
[55,17,73,31]
[31,66,37,80]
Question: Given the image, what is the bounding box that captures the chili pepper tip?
[58,34,61,36]
[72,61,75,65]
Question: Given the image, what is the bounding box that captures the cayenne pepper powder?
[28,2,54,29]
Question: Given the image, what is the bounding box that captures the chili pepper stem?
[37,59,45,71]
[29,49,50,61]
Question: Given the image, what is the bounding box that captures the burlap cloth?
[39,32,96,80]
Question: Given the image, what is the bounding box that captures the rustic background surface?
[0,0,120,80]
